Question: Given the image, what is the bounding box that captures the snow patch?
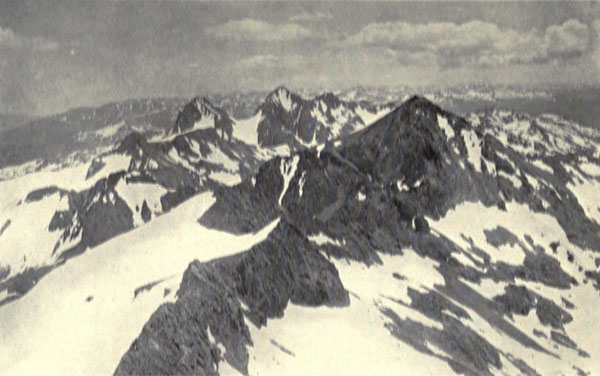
[437,114,455,140]
[0,159,46,181]
[498,170,522,189]
[278,155,299,205]
[532,160,553,174]
[579,162,600,177]
[91,154,131,180]
[210,171,242,186]
[167,147,196,172]
[430,202,550,266]
[298,171,306,198]
[308,233,345,247]
[232,112,261,146]
[462,128,482,172]
[114,180,167,227]
[0,192,70,277]
[565,166,600,225]
[94,122,124,138]
[396,180,409,192]
[355,106,391,126]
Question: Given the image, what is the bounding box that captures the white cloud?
[0,26,58,52]
[289,11,333,23]
[205,18,316,41]
[543,19,589,59]
[237,54,281,70]
[236,54,305,71]
[345,19,591,68]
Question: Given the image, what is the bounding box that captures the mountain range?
[0,87,599,376]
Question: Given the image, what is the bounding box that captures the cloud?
[345,19,591,69]
[0,25,58,52]
[205,19,316,42]
[289,11,333,23]
[235,54,305,71]
[236,54,281,70]
[543,19,589,60]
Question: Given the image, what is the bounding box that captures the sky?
[0,1,599,115]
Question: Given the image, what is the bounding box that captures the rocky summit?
[1,90,599,376]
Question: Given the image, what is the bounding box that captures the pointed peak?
[265,85,299,101]
[393,95,443,117]
[188,96,230,120]
[403,95,437,107]
[169,96,230,135]
[263,86,302,111]
[273,85,292,95]
[196,96,212,105]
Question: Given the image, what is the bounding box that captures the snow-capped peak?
[169,97,233,137]
[265,86,299,112]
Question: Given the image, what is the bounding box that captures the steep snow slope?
[240,251,455,376]
[0,192,279,376]
[0,163,97,284]
[232,112,262,146]
[429,201,600,374]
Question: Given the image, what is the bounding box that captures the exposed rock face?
[494,284,536,316]
[170,97,234,141]
[414,215,430,234]
[140,200,151,223]
[114,221,349,375]
[116,96,600,375]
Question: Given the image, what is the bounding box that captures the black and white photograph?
[1,1,600,375]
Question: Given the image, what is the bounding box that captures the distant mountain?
[337,85,600,131]
[169,97,234,141]
[336,85,555,105]
[470,109,600,159]
[0,98,187,177]
[237,86,392,148]
[0,90,392,181]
